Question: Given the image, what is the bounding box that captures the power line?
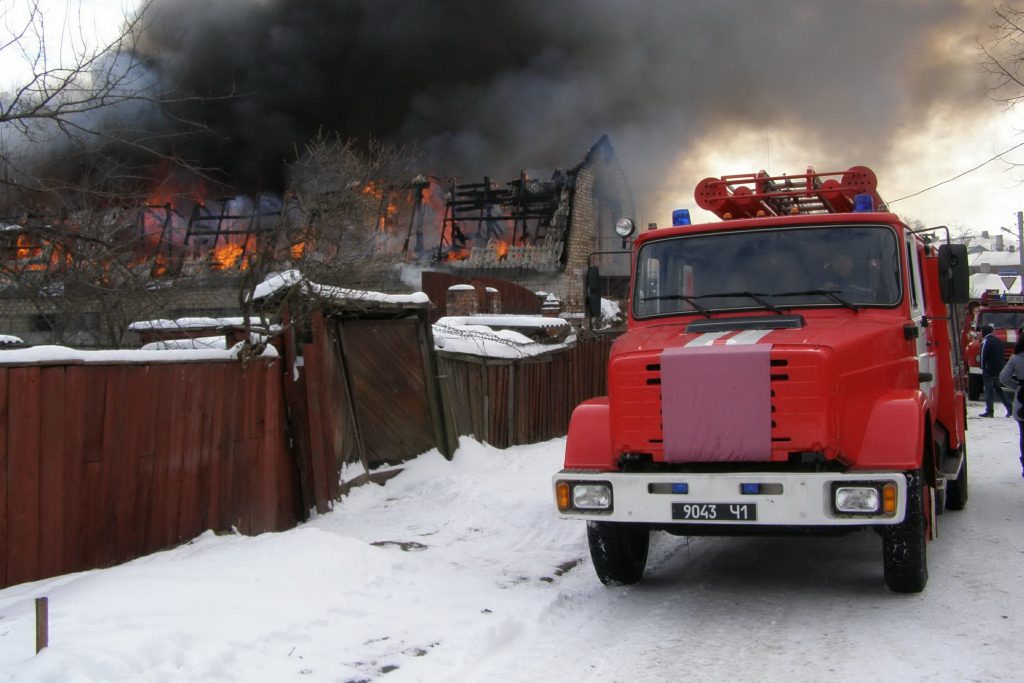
[888,140,1024,204]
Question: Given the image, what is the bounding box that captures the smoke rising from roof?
[127,1,999,212]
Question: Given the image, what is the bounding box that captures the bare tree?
[982,2,1024,110]
[0,0,219,210]
[238,135,424,342]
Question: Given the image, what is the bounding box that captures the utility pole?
[1000,212,1024,285]
[1018,210,1023,279]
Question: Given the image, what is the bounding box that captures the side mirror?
[938,243,970,304]
[585,265,602,318]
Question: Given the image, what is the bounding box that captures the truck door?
[906,235,935,398]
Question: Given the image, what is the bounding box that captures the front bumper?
[553,470,907,526]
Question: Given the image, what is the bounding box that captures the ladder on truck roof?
[693,165,886,220]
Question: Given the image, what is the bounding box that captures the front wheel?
[945,450,969,511]
[881,469,929,593]
[587,521,650,585]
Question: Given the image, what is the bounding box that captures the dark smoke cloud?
[134,0,992,208]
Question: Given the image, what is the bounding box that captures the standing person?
[998,337,1024,478]
[979,324,1012,417]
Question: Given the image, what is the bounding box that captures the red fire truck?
[554,166,971,593]
[964,290,1024,400]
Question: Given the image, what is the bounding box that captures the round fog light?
[614,217,636,238]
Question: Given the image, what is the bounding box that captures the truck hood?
[615,312,904,357]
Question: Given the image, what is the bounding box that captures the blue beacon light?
[853,193,875,212]
[672,209,692,226]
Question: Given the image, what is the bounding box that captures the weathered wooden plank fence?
[0,316,611,589]
[437,335,615,448]
[0,358,297,589]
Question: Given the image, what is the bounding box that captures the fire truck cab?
[964,290,1024,400]
[554,166,971,593]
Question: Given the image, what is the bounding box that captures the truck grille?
[611,347,829,461]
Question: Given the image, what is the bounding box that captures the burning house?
[414,136,635,320]
[0,136,632,346]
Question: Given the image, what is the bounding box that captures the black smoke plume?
[33,1,1008,212]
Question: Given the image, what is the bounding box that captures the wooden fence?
[0,319,610,589]
[437,335,615,448]
[0,358,297,589]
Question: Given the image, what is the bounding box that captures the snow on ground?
[1,403,1023,682]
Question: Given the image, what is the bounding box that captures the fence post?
[35,597,48,653]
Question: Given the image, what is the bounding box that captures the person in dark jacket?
[980,324,1012,417]
[998,337,1024,478]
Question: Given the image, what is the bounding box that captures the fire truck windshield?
[977,310,1024,331]
[633,225,901,319]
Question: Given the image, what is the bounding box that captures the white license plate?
[672,502,757,521]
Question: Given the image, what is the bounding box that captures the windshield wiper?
[695,291,786,315]
[640,294,713,317]
[773,289,860,311]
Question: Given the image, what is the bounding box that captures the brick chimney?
[447,284,479,315]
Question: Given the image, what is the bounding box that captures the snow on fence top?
[253,270,431,307]
[0,334,23,345]
[0,342,279,366]
[129,317,268,331]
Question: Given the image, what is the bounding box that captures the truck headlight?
[573,483,612,510]
[555,480,613,512]
[835,486,880,513]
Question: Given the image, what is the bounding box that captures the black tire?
[587,521,650,585]
[882,469,929,593]
[968,374,982,401]
[945,450,969,511]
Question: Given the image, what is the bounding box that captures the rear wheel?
[945,450,969,511]
[587,521,650,585]
[968,374,982,401]
[882,468,929,593]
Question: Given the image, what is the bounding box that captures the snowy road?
[1,403,1023,682]
[460,409,1024,683]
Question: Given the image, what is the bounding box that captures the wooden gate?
[283,305,451,515]
[338,319,443,466]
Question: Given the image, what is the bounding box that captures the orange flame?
[495,241,509,260]
[151,254,170,277]
[210,242,244,270]
[290,241,306,259]
[446,248,470,261]
[14,234,46,271]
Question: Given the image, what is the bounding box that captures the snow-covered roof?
[0,342,278,366]
[432,316,576,359]
[970,250,1022,268]
[252,270,430,307]
[970,272,1022,297]
[439,315,568,329]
